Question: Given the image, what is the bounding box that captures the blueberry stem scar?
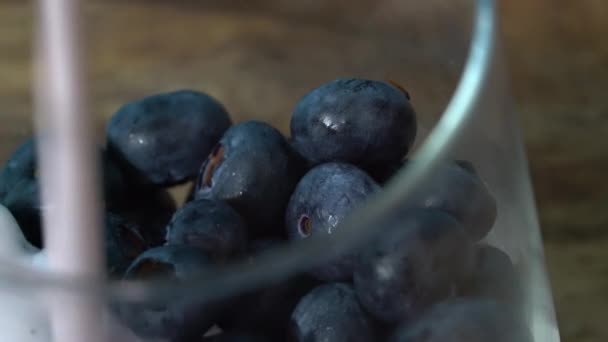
[202,145,225,187]
[298,215,312,237]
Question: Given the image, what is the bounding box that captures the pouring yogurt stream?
[0,0,147,340]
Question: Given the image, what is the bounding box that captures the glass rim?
[0,0,496,300]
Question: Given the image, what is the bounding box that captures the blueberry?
[404,160,497,240]
[195,121,304,237]
[165,198,247,260]
[389,298,532,342]
[203,332,270,342]
[101,147,137,209]
[103,147,176,246]
[115,186,176,247]
[353,209,474,323]
[1,178,41,247]
[0,139,41,246]
[121,245,222,341]
[0,139,176,247]
[289,283,378,342]
[105,212,148,276]
[0,138,36,200]
[285,162,380,281]
[460,244,523,306]
[290,78,416,168]
[218,239,319,340]
[107,90,231,186]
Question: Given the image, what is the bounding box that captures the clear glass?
[0,0,560,341]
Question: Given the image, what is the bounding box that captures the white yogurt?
[0,204,154,342]
[0,204,50,341]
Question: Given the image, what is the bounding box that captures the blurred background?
[0,1,605,341]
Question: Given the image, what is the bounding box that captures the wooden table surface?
[0,1,606,341]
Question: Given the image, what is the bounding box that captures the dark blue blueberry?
[203,332,270,342]
[285,162,380,281]
[0,139,176,247]
[101,146,135,209]
[0,138,41,246]
[404,160,497,240]
[0,138,36,199]
[1,178,41,246]
[460,244,523,306]
[389,298,532,342]
[353,209,474,323]
[107,90,231,186]
[102,147,177,247]
[289,283,378,342]
[105,212,148,277]
[115,186,176,247]
[195,121,305,237]
[218,239,319,340]
[0,138,101,246]
[121,245,223,341]
[290,78,416,168]
[165,198,248,260]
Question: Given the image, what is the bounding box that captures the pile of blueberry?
[0,79,530,342]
